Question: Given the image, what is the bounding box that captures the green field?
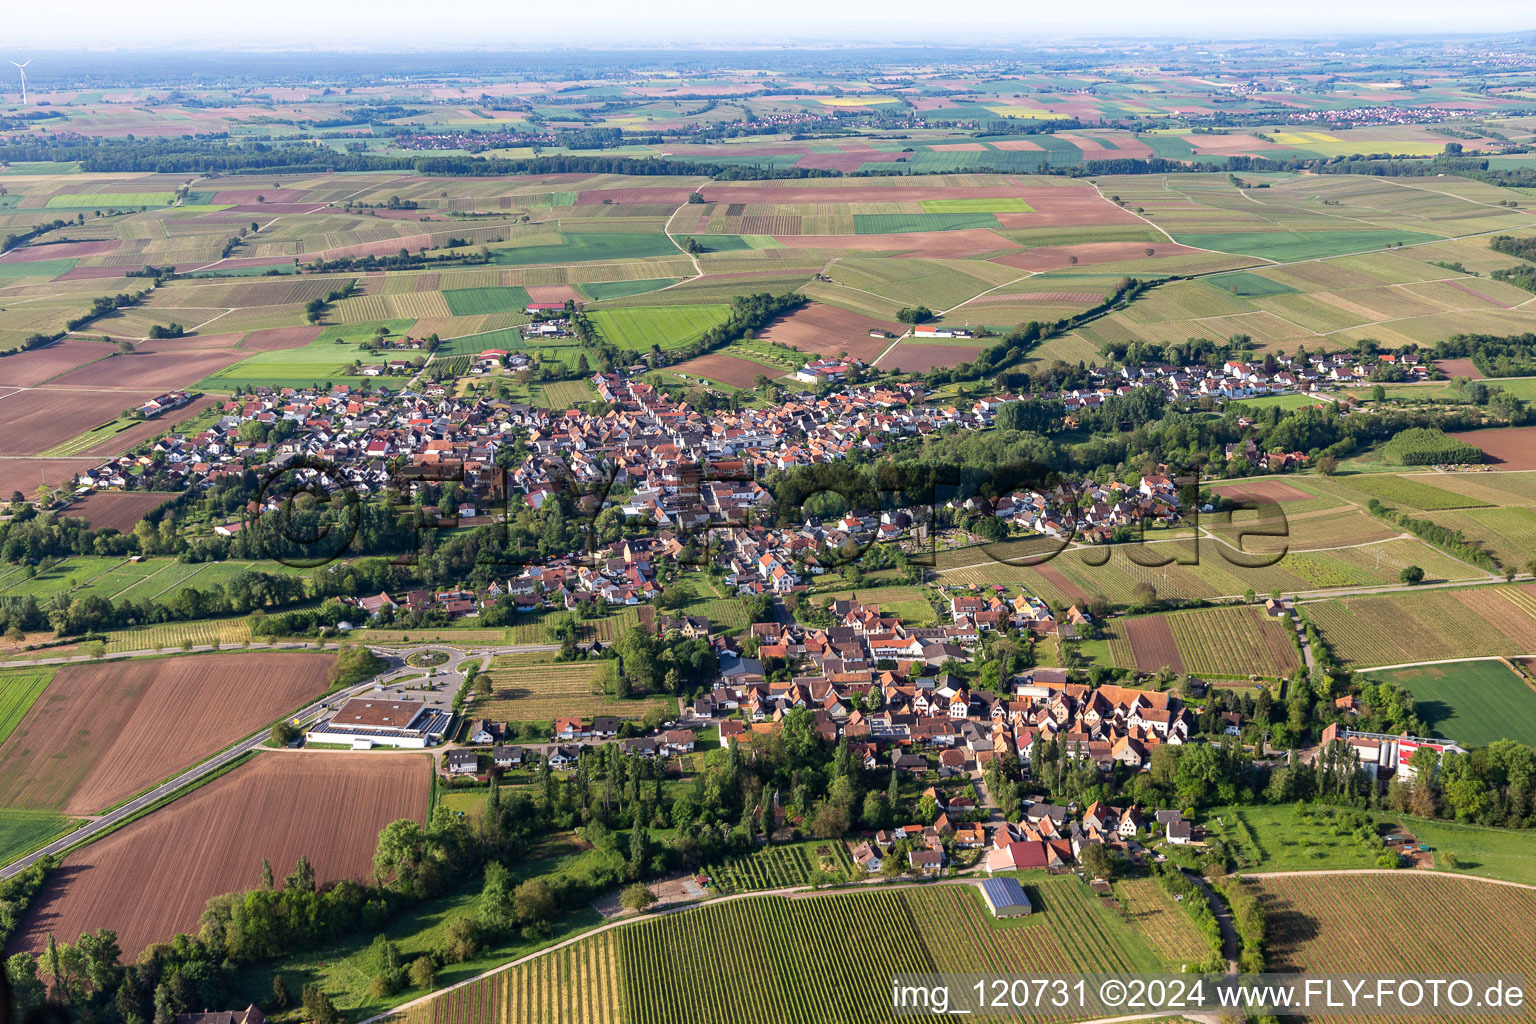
[1171,229,1442,262]
[1332,473,1491,511]
[0,809,77,866]
[0,258,77,278]
[1228,394,1326,411]
[1365,660,1536,747]
[852,212,1002,233]
[487,232,680,266]
[811,584,937,625]
[919,197,1034,213]
[588,304,732,350]
[198,319,415,389]
[1205,272,1297,297]
[442,286,532,316]
[582,278,679,300]
[0,669,53,745]
[44,191,176,209]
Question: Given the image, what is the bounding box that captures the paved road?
[0,641,556,879]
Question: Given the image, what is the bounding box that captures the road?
[0,640,557,879]
[1181,869,1240,973]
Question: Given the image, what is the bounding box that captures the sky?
[5,0,1536,49]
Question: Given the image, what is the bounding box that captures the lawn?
[478,655,671,723]
[1170,229,1442,262]
[1403,816,1536,884]
[1364,659,1536,747]
[587,304,732,351]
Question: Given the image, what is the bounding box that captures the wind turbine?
[10,60,30,105]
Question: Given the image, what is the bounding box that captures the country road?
[0,641,559,879]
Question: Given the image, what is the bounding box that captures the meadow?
[1364,659,1536,746]
[479,655,671,723]
[587,304,733,350]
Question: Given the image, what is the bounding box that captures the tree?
[620,882,658,914]
[1316,455,1339,476]
[409,956,437,990]
[1399,565,1425,585]
[1079,842,1119,880]
[512,878,557,924]
[440,916,480,962]
[302,984,342,1024]
[270,974,289,1010]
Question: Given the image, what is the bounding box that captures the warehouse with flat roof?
[305,697,452,749]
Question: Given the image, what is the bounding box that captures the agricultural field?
[587,305,732,350]
[10,751,430,957]
[1329,473,1493,511]
[1114,877,1213,970]
[810,584,936,626]
[0,668,53,745]
[703,840,855,893]
[1448,427,1536,471]
[1303,585,1536,666]
[613,877,1160,1024]
[1364,659,1536,747]
[0,808,79,866]
[478,655,670,723]
[409,932,621,1024]
[1255,871,1536,1018]
[0,652,334,813]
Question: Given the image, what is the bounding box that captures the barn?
[979,876,1032,918]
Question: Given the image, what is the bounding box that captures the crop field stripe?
[0,669,54,745]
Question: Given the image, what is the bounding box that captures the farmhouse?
[979,876,1032,918]
[305,698,451,749]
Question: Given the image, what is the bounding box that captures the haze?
[7,0,1536,48]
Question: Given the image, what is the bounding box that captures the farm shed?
[979,877,1032,918]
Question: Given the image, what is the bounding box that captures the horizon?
[6,3,1536,50]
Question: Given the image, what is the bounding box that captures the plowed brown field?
[1212,479,1316,505]
[672,353,784,388]
[1448,427,1536,470]
[9,752,429,957]
[0,340,115,387]
[0,390,160,455]
[60,491,175,532]
[876,342,988,373]
[1124,615,1184,673]
[757,302,903,362]
[47,350,246,389]
[0,652,334,814]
